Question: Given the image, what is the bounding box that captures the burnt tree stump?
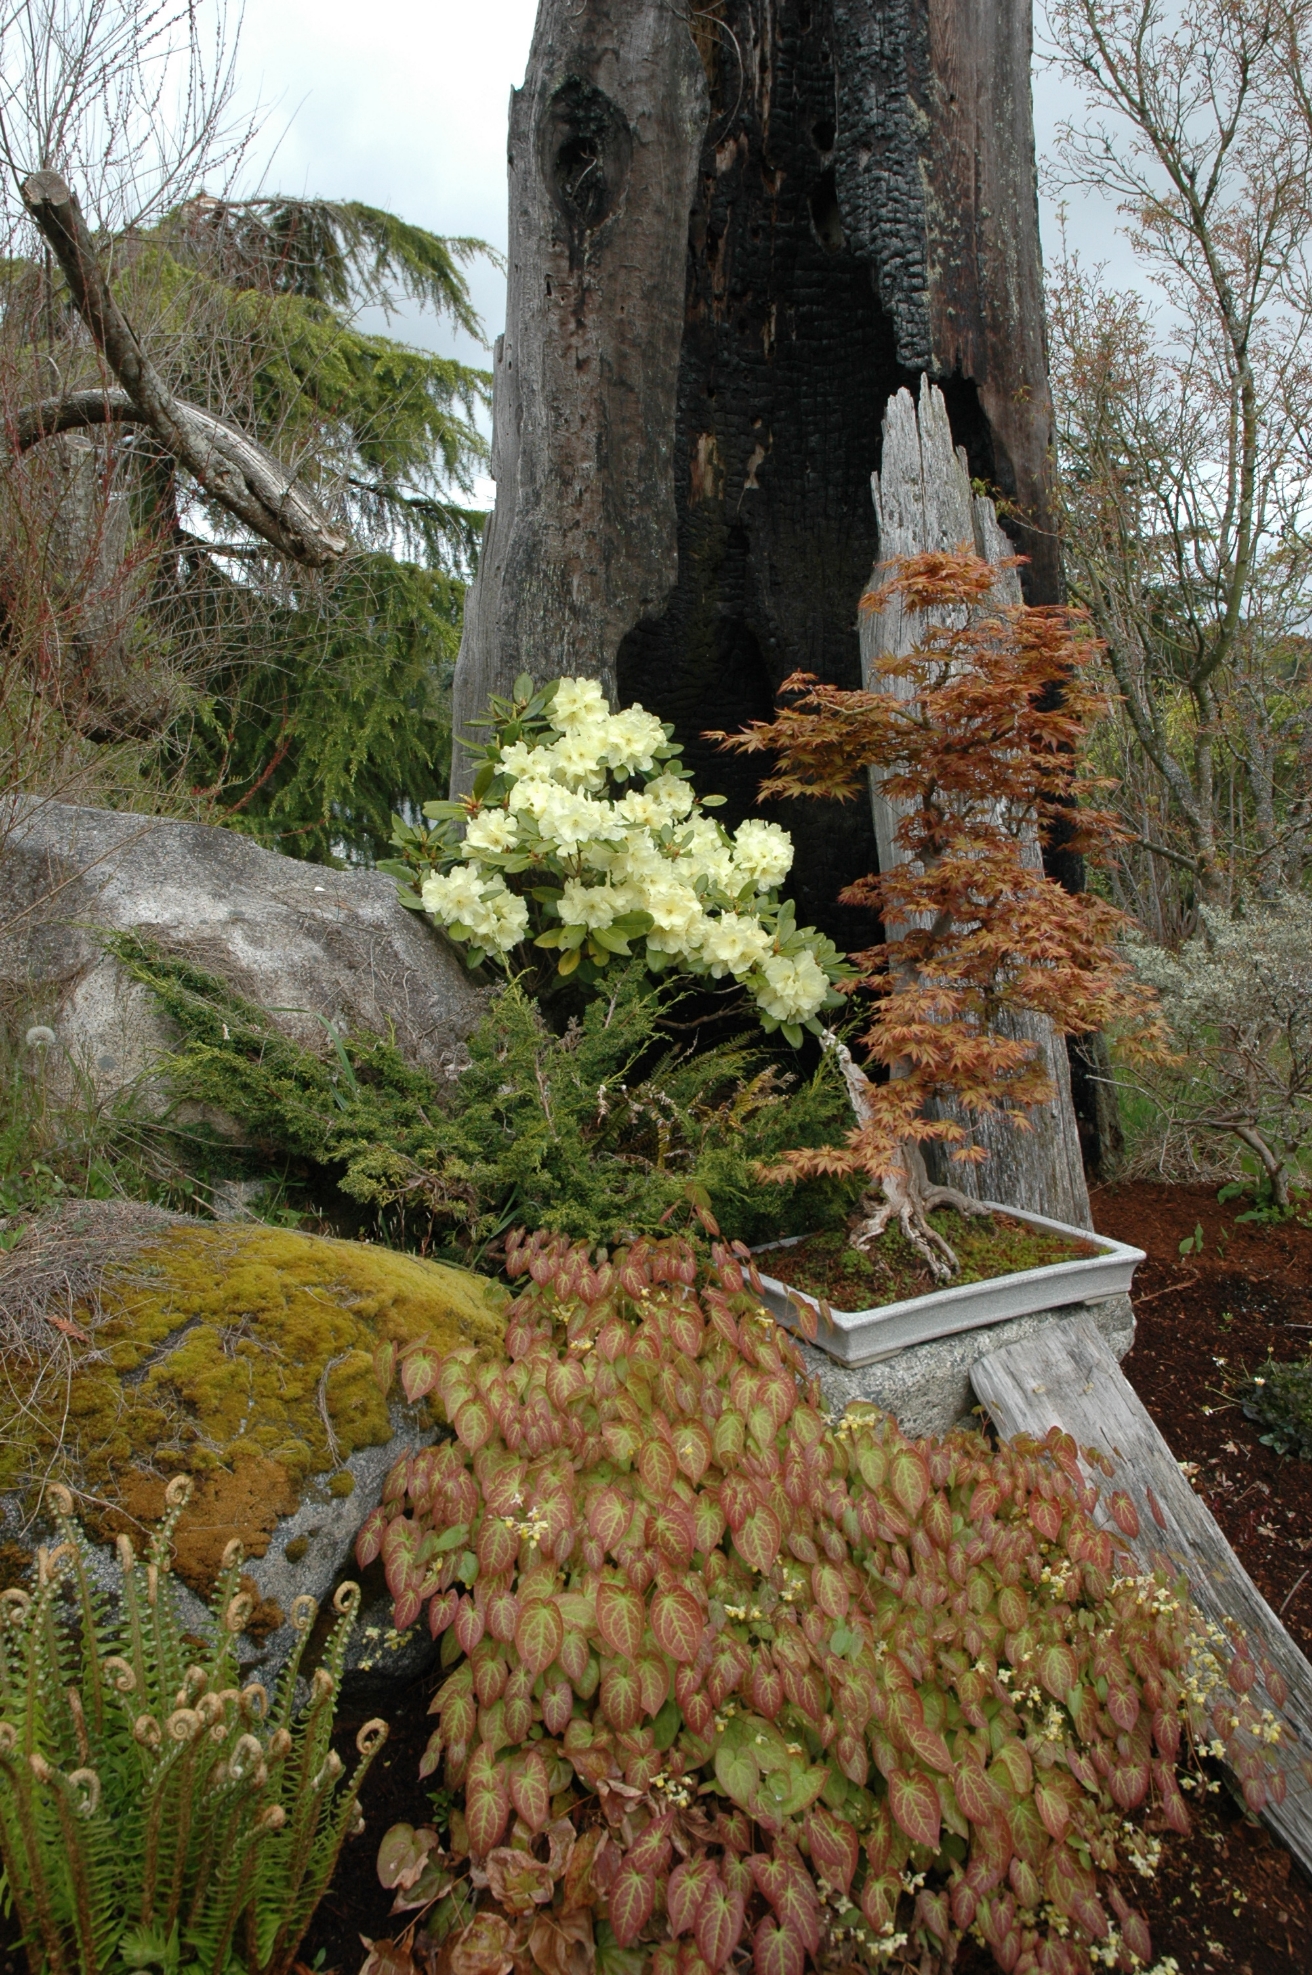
[453,1,1092,1187]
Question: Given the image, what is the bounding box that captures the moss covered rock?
[0,1205,505,1670]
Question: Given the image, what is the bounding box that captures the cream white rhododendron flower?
[398,675,849,1038]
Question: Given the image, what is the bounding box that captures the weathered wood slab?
[971,1315,1312,1874]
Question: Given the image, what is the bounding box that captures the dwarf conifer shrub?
[360,1228,1280,1975]
[0,1480,387,1975]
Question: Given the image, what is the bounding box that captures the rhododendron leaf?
[516,1599,565,1677]
[889,1769,941,1850]
[597,1580,644,1660]
[608,1862,655,1947]
[651,1585,705,1663]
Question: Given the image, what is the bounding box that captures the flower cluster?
[388,676,848,1042]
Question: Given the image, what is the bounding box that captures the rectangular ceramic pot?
[753,1203,1145,1368]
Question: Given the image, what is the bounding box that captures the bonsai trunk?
[824,1031,990,1283]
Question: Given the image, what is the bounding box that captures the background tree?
[0,0,494,863]
[1044,0,1312,940]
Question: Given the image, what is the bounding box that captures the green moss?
[328,1470,356,1498]
[1,1221,505,1516]
[774,1211,1098,1309]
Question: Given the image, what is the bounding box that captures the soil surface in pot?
[767,1211,1098,1310]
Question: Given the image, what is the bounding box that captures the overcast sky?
[232,2,1135,404]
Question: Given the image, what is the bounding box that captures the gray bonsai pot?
[753,1203,1145,1368]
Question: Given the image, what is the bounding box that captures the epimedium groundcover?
[358,1220,1284,1975]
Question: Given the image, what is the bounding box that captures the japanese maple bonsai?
[717,550,1162,1283]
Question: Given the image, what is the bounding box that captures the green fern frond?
[0,1482,385,1975]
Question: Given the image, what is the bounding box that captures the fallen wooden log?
[971,1313,1312,1876]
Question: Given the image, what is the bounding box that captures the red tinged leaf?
[639,1437,678,1495]
[889,1447,930,1518]
[510,1750,552,1831]
[720,1474,756,1534]
[888,1769,941,1851]
[1028,1496,1063,1542]
[485,1589,520,1642]
[428,1589,458,1637]
[454,1598,485,1654]
[626,1810,674,1874]
[589,1487,632,1554]
[450,1912,516,1975]
[400,1344,442,1403]
[668,1859,717,1936]
[597,1579,645,1661]
[905,1722,954,1775]
[455,1398,493,1451]
[752,1917,804,1975]
[1106,1685,1140,1732]
[541,1672,573,1736]
[477,1516,519,1577]
[465,1781,509,1857]
[1039,1642,1078,1700]
[673,1420,713,1485]
[694,1494,726,1553]
[608,1861,656,1947]
[515,1599,564,1677]
[810,1562,848,1619]
[355,1506,389,1567]
[1109,1491,1140,1538]
[635,1656,670,1717]
[954,1761,1000,1825]
[601,1662,643,1733]
[560,1629,590,1685]
[1034,1779,1071,1840]
[991,1737,1033,1798]
[806,1806,858,1895]
[750,1657,785,1721]
[651,1585,705,1663]
[696,1884,746,1969]
[737,1504,781,1575]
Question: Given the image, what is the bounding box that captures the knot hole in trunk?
[540,77,633,260]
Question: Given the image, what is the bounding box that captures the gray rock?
[0,797,485,1099]
[798,1294,1136,1440]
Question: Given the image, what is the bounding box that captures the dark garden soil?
[765,1212,1097,1310]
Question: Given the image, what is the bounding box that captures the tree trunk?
[453,0,709,745]
[453,0,1101,1187]
[860,379,1092,1229]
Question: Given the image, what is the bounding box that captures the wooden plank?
[970,1314,1312,1874]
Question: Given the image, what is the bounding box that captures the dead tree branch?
[14,170,349,568]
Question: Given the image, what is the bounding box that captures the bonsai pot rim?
[752,1203,1145,1367]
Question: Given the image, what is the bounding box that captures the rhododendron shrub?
[384,675,848,1043]
[359,1230,1279,1975]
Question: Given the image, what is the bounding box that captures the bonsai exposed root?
[849,1140,992,1283]
[820,1031,992,1283]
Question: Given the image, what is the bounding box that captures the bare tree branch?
[17,169,349,568]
